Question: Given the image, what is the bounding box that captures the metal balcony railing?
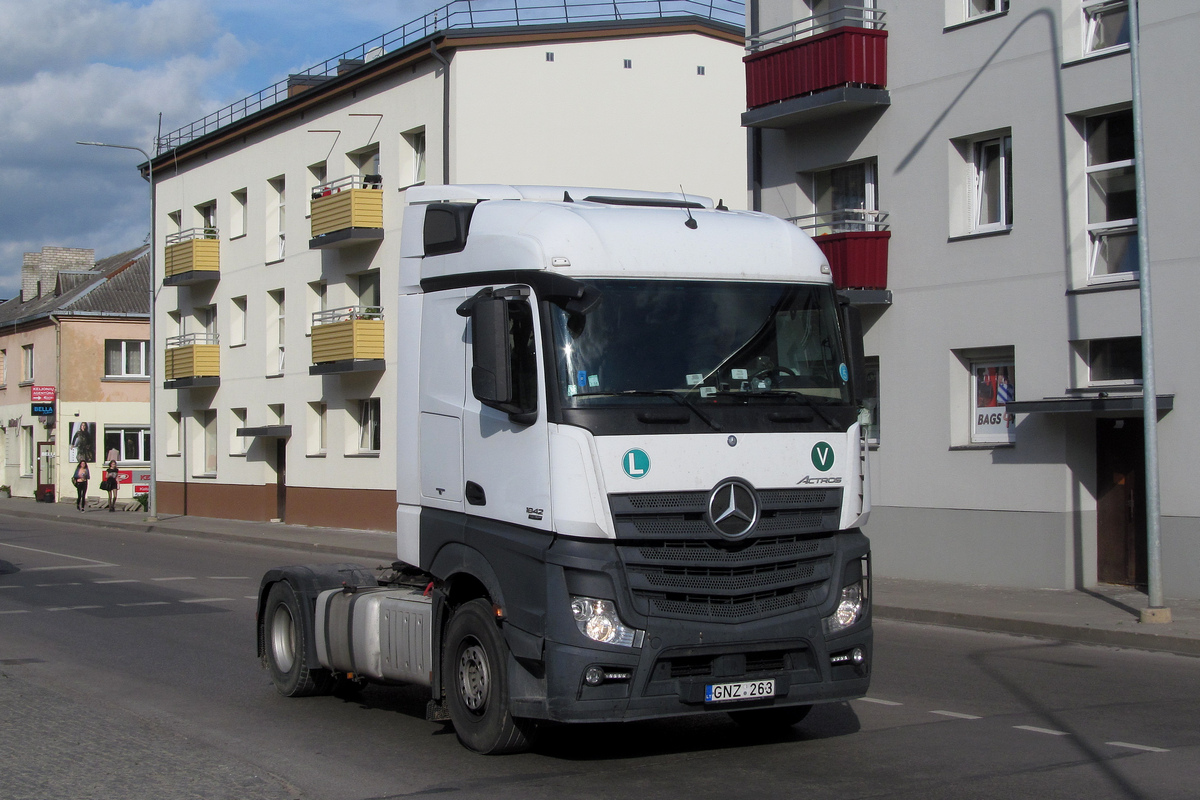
[788,209,890,235]
[166,333,220,348]
[312,306,384,326]
[747,5,885,54]
[311,174,383,199]
[165,227,219,245]
[158,0,744,152]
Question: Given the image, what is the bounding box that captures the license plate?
[705,679,775,703]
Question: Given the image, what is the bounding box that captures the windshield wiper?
[585,390,723,432]
[710,389,838,430]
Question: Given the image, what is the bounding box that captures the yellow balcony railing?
[164,228,220,283]
[164,333,220,381]
[311,306,385,365]
[310,175,384,243]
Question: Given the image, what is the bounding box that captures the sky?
[0,0,442,298]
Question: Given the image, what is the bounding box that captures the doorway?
[275,438,287,522]
[36,442,55,502]
[1096,418,1147,586]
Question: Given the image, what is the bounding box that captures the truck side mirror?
[840,302,866,407]
[470,296,515,408]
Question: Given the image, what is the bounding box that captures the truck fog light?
[570,597,644,648]
[584,666,606,686]
[823,581,864,635]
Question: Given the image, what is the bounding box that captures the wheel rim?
[457,638,490,714]
[271,603,297,673]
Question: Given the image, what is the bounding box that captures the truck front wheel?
[443,599,533,754]
[263,581,334,697]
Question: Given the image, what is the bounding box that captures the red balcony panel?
[815,231,890,290]
[746,28,888,109]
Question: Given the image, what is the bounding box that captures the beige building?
[745,1,1200,598]
[148,2,747,530]
[0,246,150,504]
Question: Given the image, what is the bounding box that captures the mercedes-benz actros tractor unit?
[257,185,873,754]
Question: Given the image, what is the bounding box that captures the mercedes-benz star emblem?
[706,478,759,539]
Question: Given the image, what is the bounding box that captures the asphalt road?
[1,513,1197,800]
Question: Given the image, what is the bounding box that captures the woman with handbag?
[103,460,119,512]
[72,459,90,511]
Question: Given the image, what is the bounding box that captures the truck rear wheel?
[728,704,812,729]
[264,581,334,697]
[443,599,533,754]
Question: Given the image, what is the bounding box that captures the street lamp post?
[76,140,158,520]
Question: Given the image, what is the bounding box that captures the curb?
[875,605,1200,658]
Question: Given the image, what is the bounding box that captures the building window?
[357,271,380,308]
[0,349,6,385]
[1084,0,1129,54]
[231,296,247,346]
[307,162,326,217]
[807,160,881,233]
[268,176,286,261]
[308,401,327,456]
[197,409,217,475]
[352,144,381,182]
[21,344,33,383]
[546,51,555,62]
[623,59,632,69]
[1088,337,1141,384]
[269,290,285,374]
[967,0,1007,19]
[230,189,247,238]
[104,340,149,378]
[231,408,248,455]
[1086,109,1137,281]
[971,359,1016,444]
[972,135,1013,232]
[167,210,182,234]
[697,65,705,75]
[402,129,426,187]
[863,356,880,445]
[166,412,181,456]
[103,426,150,463]
[358,398,381,453]
[307,281,327,334]
[22,426,34,475]
[195,200,217,234]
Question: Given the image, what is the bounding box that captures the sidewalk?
[2,495,1197,657]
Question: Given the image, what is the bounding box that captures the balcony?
[309,306,385,375]
[164,333,220,389]
[791,210,891,300]
[163,228,219,286]
[743,5,888,129]
[309,175,384,248]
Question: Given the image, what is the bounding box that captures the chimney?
[37,246,94,298]
[21,253,38,302]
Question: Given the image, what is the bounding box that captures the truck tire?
[263,581,334,697]
[727,704,812,729]
[443,599,533,754]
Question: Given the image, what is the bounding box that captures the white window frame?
[1085,110,1138,283]
[231,296,247,346]
[22,426,34,475]
[231,408,249,455]
[970,359,1016,444]
[270,290,285,374]
[166,412,181,456]
[21,344,33,383]
[1,348,7,385]
[808,159,880,234]
[965,0,1007,21]
[1087,337,1142,387]
[971,134,1013,233]
[104,339,150,378]
[230,189,247,239]
[103,425,151,463]
[358,398,381,453]
[268,176,286,261]
[196,409,217,476]
[1083,0,1130,55]
[308,401,327,456]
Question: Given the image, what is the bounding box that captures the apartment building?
[148,1,747,530]
[744,0,1200,598]
[0,246,150,503]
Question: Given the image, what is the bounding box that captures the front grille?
[611,487,842,622]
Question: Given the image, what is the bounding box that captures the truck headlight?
[570,597,643,648]
[823,581,865,635]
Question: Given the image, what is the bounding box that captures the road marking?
[860,698,903,706]
[179,597,234,604]
[46,605,103,612]
[93,579,139,584]
[1015,725,1070,736]
[209,576,250,580]
[244,595,257,599]
[151,577,195,582]
[1107,741,1170,753]
[931,710,981,720]
[118,601,170,607]
[0,585,20,589]
[0,609,30,614]
[36,583,82,587]
[0,542,117,569]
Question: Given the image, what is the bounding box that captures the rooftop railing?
[746,5,884,53]
[158,0,744,152]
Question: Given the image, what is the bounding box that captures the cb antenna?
[680,185,698,229]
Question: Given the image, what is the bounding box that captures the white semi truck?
[257,185,873,754]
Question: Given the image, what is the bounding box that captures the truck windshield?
[549,280,851,408]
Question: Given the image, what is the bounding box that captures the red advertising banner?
[31,385,56,402]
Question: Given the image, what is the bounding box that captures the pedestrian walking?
[103,460,119,511]
[72,459,90,511]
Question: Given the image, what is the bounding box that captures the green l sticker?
[622,448,650,479]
